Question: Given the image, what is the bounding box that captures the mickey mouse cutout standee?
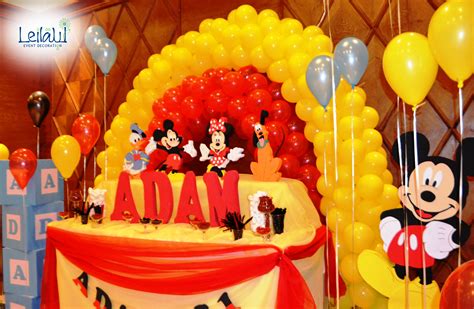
[145,119,197,174]
[358,132,474,308]
[199,117,245,177]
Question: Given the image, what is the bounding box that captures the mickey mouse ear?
[391,131,430,168]
[456,137,474,177]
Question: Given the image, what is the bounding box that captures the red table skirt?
[41,225,345,309]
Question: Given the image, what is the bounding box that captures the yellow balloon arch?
[96,5,397,307]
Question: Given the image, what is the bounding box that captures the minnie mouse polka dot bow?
[208,117,227,134]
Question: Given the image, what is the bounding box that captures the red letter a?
[110,172,140,223]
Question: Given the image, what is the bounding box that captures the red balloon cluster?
[149,65,320,200]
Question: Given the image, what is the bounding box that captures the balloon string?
[350,89,356,309]
[413,106,427,309]
[397,0,402,34]
[83,156,87,203]
[387,0,394,38]
[104,75,108,182]
[329,57,339,308]
[37,127,40,159]
[457,86,463,267]
[325,0,332,41]
[93,64,97,179]
[323,147,331,307]
[65,179,69,214]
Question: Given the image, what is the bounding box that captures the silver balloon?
[92,38,117,75]
[306,55,341,108]
[84,25,106,52]
[334,37,368,87]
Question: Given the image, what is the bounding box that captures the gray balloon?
[334,37,368,87]
[306,55,341,108]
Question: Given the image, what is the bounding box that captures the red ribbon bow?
[208,117,227,134]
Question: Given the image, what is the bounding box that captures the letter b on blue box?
[5,293,40,309]
[0,159,63,206]
[3,248,45,297]
[3,201,63,252]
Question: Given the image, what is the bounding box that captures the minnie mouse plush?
[199,117,244,177]
[145,120,197,174]
[381,132,473,284]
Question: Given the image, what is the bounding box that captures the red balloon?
[152,98,168,117]
[72,114,101,155]
[181,76,198,96]
[287,115,306,133]
[267,82,283,100]
[238,65,258,78]
[228,96,248,120]
[279,153,300,178]
[182,96,202,118]
[148,117,164,135]
[163,87,183,112]
[440,260,474,309]
[297,164,320,190]
[247,88,272,113]
[191,77,213,100]
[240,114,258,139]
[266,120,288,153]
[168,112,185,132]
[281,132,309,157]
[300,150,317,166]
[9,148,37,190]
[213,67,231,86]
[187,117,207,142]
[269,100,292,122]
[206,89,229,113]
[221,72,248,97]
[247,73,268,90]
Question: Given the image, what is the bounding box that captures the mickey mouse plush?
[199,117,244,177]
[145,120,197,174]
[381,132,473,284]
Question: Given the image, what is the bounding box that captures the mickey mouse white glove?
[145,137,156,155]
[380,216,402,252]
[183,140,197,158]
[199,144,210,161]
[228,147,245,162]
[423,221,459,260]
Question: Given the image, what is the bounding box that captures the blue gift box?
[3,248,45,297]
[0,159,64,206]
[5,293,40,309]
[3,201,63,252]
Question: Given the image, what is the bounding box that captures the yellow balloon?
[147,54,162,68]
[199,18,213,33]
[339,91,365,117]
[221,24,241,50]
[338,116,364,141]
[305,35,333,57]
[0,143,10,160]
[160,44,176,61]
[142,89,159,108]
[288,52,311,78]
[349,281,377,308]
[327,207,351,232]
[296,99,314,121]
[235,4,258,27]
[262,33,285,60]
[316,175,335,197]
[311,105,334,131]
[138,68,158,90]
[151,59,172,82]
[210,18,228,42]
[111,116,131,140]
[230,45,250,69]
[339,139,366,165]
[281,78,300,103]
[361,106,379,128]
[357,174,384,200]
[343,222,375,253]
[381,169,393,184]
[182,31,199,50]
[212,44,232,67]
[94,174,104,187]
[341,254,364,284]
[97,151,106,169]
[279,18,303,36]
[319,197,336,216]
[259,16,280,35]
[267,59,290,83]
[333,186,358,212]
[106,146,124,167]
[171,47,193,67]
[296,74,314,99]
[337,164,360,187]
[316,155,335,176]
[104,130,118,147]
[126,90,142,108]
[250,46,272,72]
[383,32,438,106]
[428,1,472,85]
[282,34,304,57]
[313,131,335,156]
[118,102,133,119]
[257,9,279,23]
[240,24,262,51]
[302,25,324,40]
[362,128,383,152]
[379,184,400,208]
[360,151,387,175]
[357,205,382,228]
[195,33,218,56]
[51,135,81,180]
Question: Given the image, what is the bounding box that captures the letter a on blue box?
[3,248,45,297]
[0,160,63,206]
